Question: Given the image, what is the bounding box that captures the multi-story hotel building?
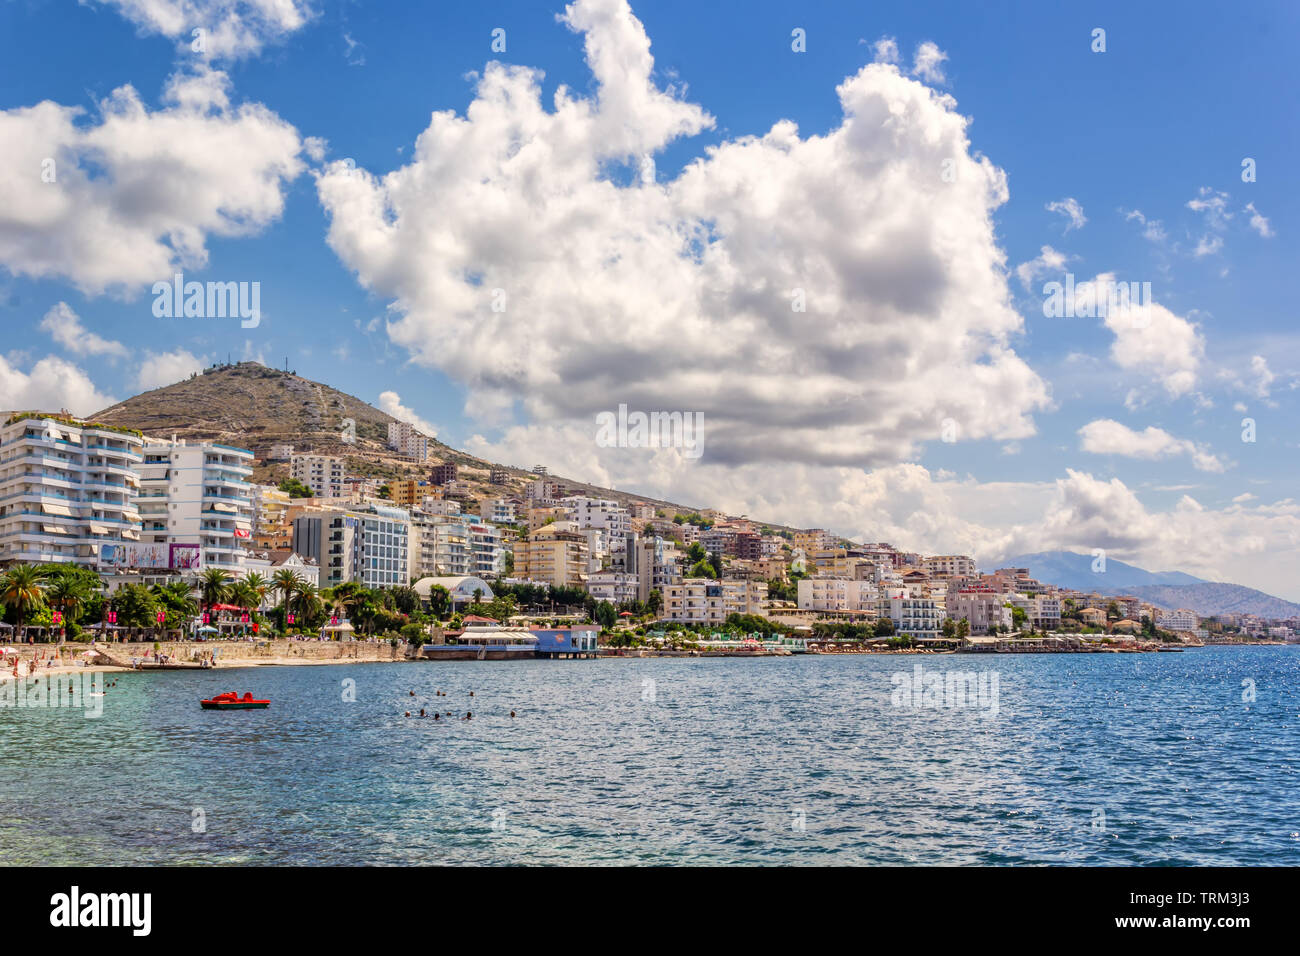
[0,413,144,568]
[249,483,292,551]
[290,454,346,498]
[662,578,726,625]
[721,578,768,616]
[922,554,977,579]
[388,478,431,508]
[586,570,639,605]
[387,421,429,461]
[793,529,836,553]
[478,496,518,525]
[136,439,255,575]
[292,502,411,588]
[515,522,589,588]
[880,593,946,639]
[1158,608,1200,632]
[946,587,1012,634]
[797,576,877,612]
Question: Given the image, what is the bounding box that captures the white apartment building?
[1158,608,1200,632]
[946,589,1012,634]
[479,497,518,525]
[136,439,255,575]
[0,414,144,568]
[467,519,504,578]
[410,509,470,579]
[387,421,429,461]
[722,578,768,616]
[586,570,639,605]
[408,508,503,580]
[923,554,977,579]
[290,454,346,498]
[564,496,632,538]
[797,576,878,612]
[881,594,945,639]
[662,578,726,625]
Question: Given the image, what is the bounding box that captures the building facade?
[0,414,144,569]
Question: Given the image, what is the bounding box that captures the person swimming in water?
[464,711,472,720]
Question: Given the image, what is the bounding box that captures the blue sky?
[1,0,1298,595]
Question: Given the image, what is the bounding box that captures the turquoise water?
[1,647,1297,865]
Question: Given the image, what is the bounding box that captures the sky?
[1,0,1298,598]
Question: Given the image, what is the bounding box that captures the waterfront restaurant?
[531,626,599,659]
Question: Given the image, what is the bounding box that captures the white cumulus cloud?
[318,0,1048,472]
[0,354,117,417]
[95,0,315,60]
[39,302,129,359]
[1046,197,1086,232]
[0,68,305,295]
[1077,418,1225,473]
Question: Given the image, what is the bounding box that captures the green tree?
[198,568,233,613]
[278,477,314,498]
[1,564,48,640]
[44,569,95,629]
[595,600,618,629]
[111,582,160,630]
[272,568,301,625]
[688,559,716,579]
[423,584,451,619]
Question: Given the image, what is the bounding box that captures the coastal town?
[1,406,1295,672]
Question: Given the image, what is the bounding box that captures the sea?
[1,646,1296,865]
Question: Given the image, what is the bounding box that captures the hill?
[90,361,710,519]
[995,550,1206,590]
[1114,583,1300,620]
[995,550,1297,619]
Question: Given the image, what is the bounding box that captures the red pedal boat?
[200,691,270,710]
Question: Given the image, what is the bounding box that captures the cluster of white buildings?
[7,412,1293,639]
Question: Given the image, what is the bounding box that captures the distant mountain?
[1115,583,1300,620]
[994,550,1206,591]
[992,550,1299,619]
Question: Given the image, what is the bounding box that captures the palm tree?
[1,564,48,641]
[243,572,270,613]
[292,581,323,625]
[151,581,198,619]
[228,580,259,613]
[45,572,93,633]
[272,568,301,623]
[198,568,232,613]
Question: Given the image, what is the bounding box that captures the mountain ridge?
[996,550,1298,619]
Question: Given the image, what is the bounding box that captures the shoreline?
[2,638,1289,684]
